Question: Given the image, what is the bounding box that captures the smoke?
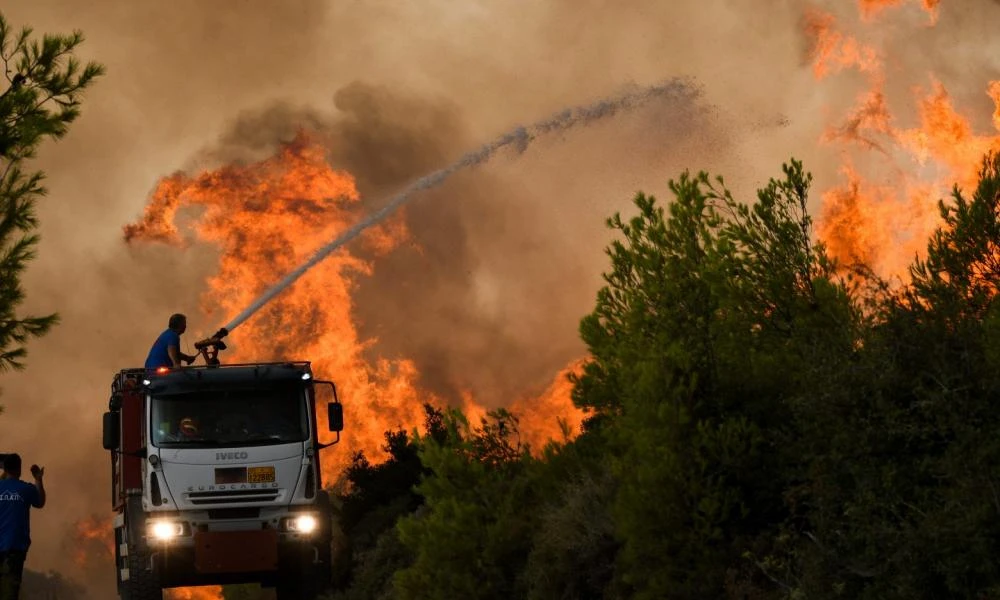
[1,0,998,596]
[218,80,698,334]
[191,79,706,407]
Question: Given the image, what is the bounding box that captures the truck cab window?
[151,385,308,448]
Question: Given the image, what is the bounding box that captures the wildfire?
[123,131,582,484]
[70,514,114,567]
[808,2,1000,280]
[457,362,586,454]
[124,132,423,484]
[509,362,586,452]
[78,111,584,600]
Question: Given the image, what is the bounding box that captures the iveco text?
[216,451,249,460]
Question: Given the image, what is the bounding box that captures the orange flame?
[898,80,1000,185]
[164,587,224,600]
[858,0,940,23]
[807,4,1000,280]
[802,10,880,80]
[509,362,586,452]
[989,81,1000,133]
[457,362,585,455]
[70,514,114,568]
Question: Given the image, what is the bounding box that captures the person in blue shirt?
[145,313,197,370]
[0,453,45,600]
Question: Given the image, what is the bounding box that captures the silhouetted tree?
[329,404,445,599]
[0,11,103,373]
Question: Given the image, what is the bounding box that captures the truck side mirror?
[313,380,343,447]
[103,411,120,450]
[327,402,344,432]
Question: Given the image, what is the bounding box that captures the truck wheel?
[120,498,163,600]
[121,548,163,600]
[316,490,334,587]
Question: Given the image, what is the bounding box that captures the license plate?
[247,466,275,483]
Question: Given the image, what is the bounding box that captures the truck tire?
[121,548,163,600]
[120,497,163,600]
[316,490,334,587]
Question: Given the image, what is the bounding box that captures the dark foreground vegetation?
[223,153,1000,600]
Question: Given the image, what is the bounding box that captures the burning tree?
[0,11,103,373]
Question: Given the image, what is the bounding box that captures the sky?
[1,0,998,595]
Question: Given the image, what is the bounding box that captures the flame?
[989,81,1000,132]
[509,362,586,452]
[898,80,1000,184]
[457,363,585,455]
[858,0,940,23]
[807,4,1000,280]
[164,587,224,600]
[70,514,114,568]
[822,84,892,151]
[124,131,582,485]
[802,10,880,80]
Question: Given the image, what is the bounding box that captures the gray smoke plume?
[221,79,698,334]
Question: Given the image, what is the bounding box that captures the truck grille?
[186,489,281,505]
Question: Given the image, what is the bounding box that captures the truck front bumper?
[193,529,279,574]
[149,534,329,588]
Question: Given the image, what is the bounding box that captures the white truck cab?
[103,361,342,600]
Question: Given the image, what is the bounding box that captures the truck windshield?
[150,385,309,448]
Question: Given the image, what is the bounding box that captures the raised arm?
[30,465,45,508]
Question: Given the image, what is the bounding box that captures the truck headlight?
[147,520,187,540]
[281,514,318,534]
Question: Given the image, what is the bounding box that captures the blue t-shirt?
[145,329,181,369]
[0,479,41,552]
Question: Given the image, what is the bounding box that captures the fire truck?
[102,360,343,600]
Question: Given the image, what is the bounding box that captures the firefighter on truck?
[103,316,340,599]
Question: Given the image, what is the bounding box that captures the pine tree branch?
[0,11,102,373]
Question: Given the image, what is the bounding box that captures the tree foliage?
[394,408,538,600]
[0,11,103,371]
[322,153,1000,600]
[326,404,444,600]
[568,161,858,598]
